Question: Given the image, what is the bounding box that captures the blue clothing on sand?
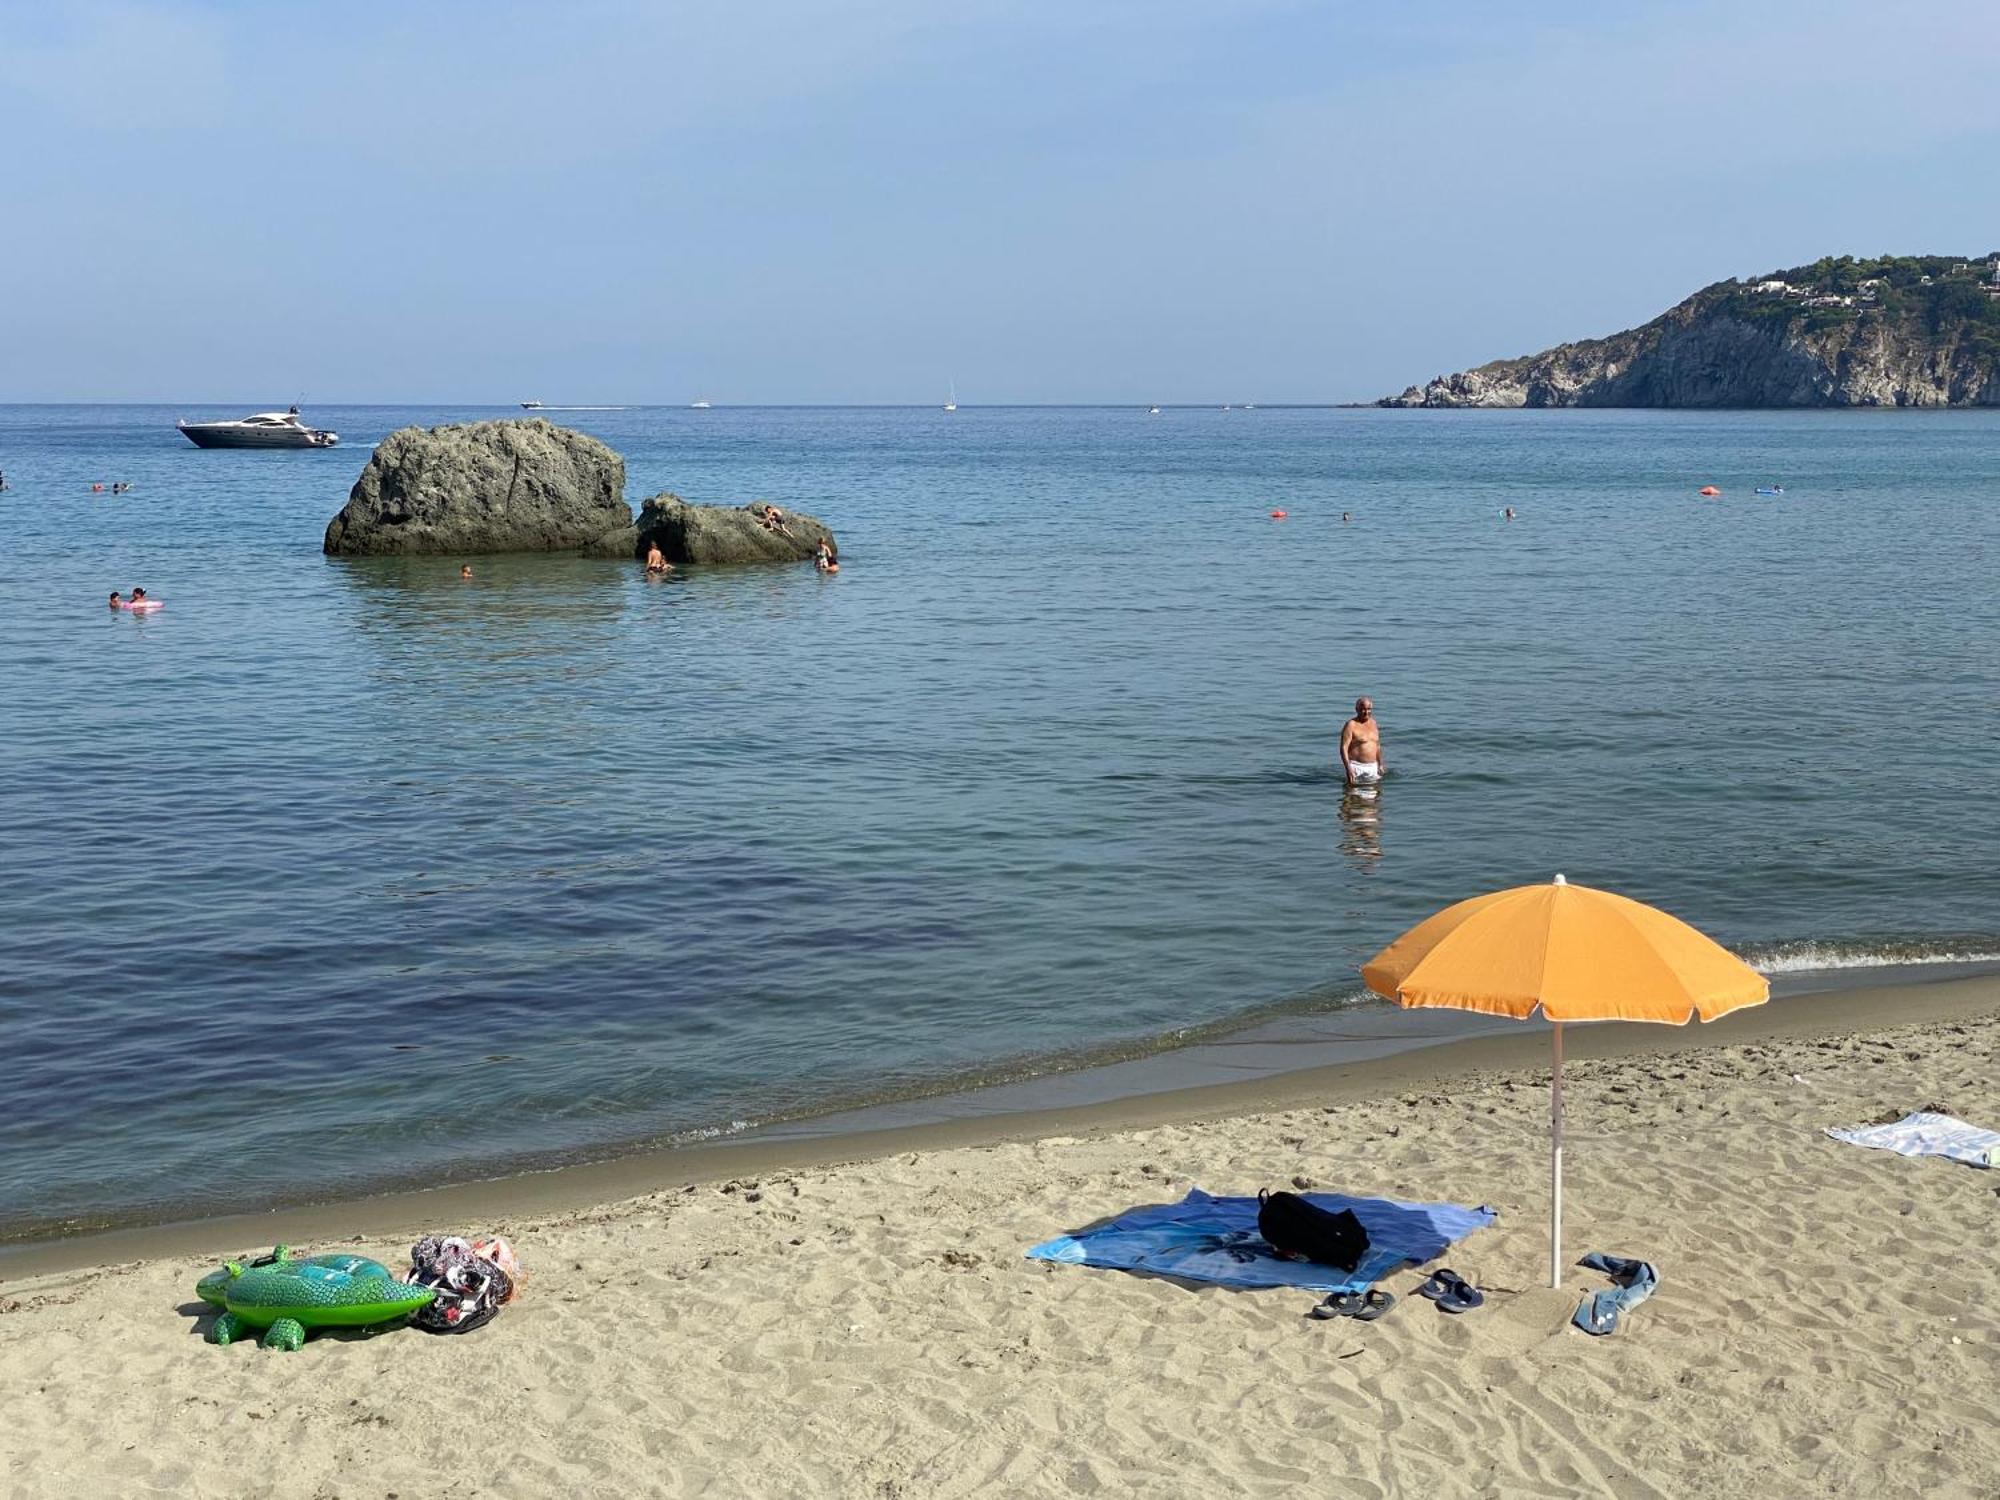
[1572,1252,1658,1335]
[1025,1186,1497,1295]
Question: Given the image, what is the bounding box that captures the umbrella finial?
[1553,873,1568,885]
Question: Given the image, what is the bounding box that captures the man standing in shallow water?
[1340,696,1384,786]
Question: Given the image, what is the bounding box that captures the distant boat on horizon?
[690,398,713,410]
[943,381,957,413]
[518,401,625,411]
[1148,405,1162,415]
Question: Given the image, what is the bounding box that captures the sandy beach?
[6,973,1999,1499]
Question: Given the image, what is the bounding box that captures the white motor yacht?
[177,406,338,449]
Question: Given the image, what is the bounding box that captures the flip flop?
[1311,1288,1395,1322]
[1416,1269,1484,1313]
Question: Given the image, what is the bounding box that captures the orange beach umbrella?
[1361,875,1768,1287]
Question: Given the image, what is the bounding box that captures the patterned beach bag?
[406,1234,521,1334]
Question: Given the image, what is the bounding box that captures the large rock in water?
[583,493,836,565]
[324,419,632,555]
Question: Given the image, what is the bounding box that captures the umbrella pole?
[1550,1019,1564,1290]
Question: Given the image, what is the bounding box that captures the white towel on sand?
[1826,1111,2000,1168]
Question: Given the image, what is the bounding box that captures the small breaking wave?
[667,1118,758,1146]
[1741,937,2000,975]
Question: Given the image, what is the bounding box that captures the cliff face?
[1382,254,2000,408]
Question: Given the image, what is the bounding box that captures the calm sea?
[2,403,1997,1239]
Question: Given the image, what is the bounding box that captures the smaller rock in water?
[607,492,836,566]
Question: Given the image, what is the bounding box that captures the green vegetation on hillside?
[1705,253,2000,347]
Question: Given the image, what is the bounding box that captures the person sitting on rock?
[758,504,794,538]
[815,540,839,575]
[644,542,672,576]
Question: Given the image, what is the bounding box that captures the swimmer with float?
[1339,695,1384,787]
[814,539,838,575]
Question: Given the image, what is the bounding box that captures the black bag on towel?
[1257,1189,1369,1272]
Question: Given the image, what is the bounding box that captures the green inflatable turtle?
[196,1244,438,1351]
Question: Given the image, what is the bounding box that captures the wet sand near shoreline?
[3,968,1990,1282]
[4,973,1999,1496]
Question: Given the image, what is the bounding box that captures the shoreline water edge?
[6,963,1994,1281]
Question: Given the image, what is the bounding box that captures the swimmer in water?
[815,539,839,574]
[1339,695,1384,787]
[460,564,473,579]
[644,541,672,575]
[130,587,150,606]
[109,590,124,609]
[1503,506,1516,520]
[1342,511,1352,524]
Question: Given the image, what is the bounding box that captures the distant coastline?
[1382,253,2000,409]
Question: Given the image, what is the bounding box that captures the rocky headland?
[1381,253,2000,408]
[324,419,836,563]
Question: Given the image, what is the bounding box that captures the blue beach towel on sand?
[1026,1186,1496,1295]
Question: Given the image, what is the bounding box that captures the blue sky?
[4,2,1998,403]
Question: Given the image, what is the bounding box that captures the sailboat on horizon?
[943,380,957,413]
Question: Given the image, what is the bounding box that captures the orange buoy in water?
[1270,509,1288,519]
[1698,485,1721,497]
